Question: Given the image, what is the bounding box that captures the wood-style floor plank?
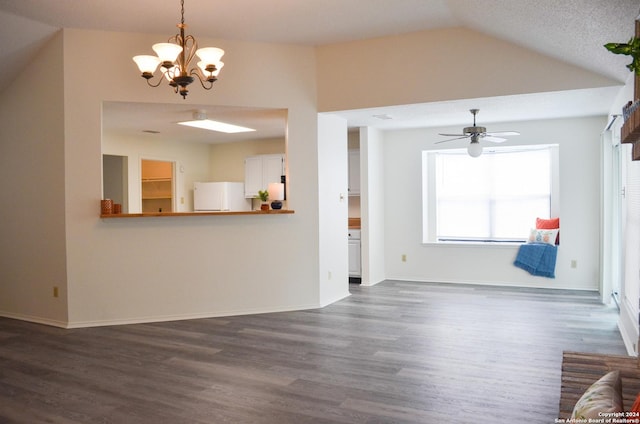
[0,281,628,423]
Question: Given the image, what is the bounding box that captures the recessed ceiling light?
[177,110,255,133]
[178,119,255,133]
[373,114,393,120]
[142,129,160,134]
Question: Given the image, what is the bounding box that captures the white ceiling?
[102,102,287,144]
[0,0,638,137]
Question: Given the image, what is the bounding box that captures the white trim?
[0,311,69,329]
[382,276,599,291]
[618,298,639,356]
[422,144,559,243]
[1,302,325,329]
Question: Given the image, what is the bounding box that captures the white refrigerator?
[193,182,251,211]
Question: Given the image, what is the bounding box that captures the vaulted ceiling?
[0,0,638,131]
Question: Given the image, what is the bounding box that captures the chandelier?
[133,0,224,99]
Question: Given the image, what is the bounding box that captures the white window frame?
[422,144,560,244]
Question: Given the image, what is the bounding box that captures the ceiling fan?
[436,108,520,157]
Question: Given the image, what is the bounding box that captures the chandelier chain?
[180,0,185,26]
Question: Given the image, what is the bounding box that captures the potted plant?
[257,189,269,211]
[604,36,640,75]
[605,36,640,145]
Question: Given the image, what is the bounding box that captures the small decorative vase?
[270,200,283,210]
[101,199,113,214]
[260,203,269,211]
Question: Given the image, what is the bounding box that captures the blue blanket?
[514,243,557,278]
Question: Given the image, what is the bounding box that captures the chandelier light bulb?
[195,47,224,65]
[212,61,224,76]
[133,55,161,76]
[197,61,224,79]
[152,43,183,66]
[164,65,181,82]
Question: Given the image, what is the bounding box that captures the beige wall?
[209,138,285,182]
[103,132,286,213]
[0,31,68,325]
[60,29,325,327]
[0,24,322,327]
[102,134,212,213]
[316,27,621,112]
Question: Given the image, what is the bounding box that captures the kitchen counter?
[101,210,294,218]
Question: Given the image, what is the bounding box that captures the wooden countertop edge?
[101,210,295,218]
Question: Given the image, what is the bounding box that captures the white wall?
[383,116,607,290]
[317,114,351,305]
[0,22,631,328]
[360,127,386,286]
[55,29,322,327]
[0,31,69,326]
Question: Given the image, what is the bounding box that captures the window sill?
[100,210,295,218]
[422,241,523,249]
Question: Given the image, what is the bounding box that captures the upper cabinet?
[348,150,360,196]
[245,154,285,198]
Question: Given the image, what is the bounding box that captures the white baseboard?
[618,299,639,356]
[0,311,68,328]
[2,303,324,329]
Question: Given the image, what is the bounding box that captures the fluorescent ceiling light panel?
[178,119,255,133]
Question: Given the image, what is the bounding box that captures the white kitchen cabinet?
[348,241,361,277]
[348,150,360,196]
[244,154,285,198]
[348,229,361,277]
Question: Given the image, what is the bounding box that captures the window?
[422,145,559,243]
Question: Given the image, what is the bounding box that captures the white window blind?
[423,145,558,243]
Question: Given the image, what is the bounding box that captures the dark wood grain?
[0,281,627,423]
[559,351,640,418]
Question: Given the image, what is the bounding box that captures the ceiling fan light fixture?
[464,126,486,135]
[467,140,483,157]
[436,108,520,154]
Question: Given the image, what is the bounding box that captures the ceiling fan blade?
[483,136,507,143]
[435,135,470,144]
[486,131,520,136]
[438,133,467,137]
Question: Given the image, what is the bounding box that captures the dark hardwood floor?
[0,281,628,423]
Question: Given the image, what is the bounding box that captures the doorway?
[103,154,128,213]
[141,159,174,213]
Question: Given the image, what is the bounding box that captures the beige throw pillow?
[571,370,623,419]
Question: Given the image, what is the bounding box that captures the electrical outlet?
[571,260,577,268]
[53,286,59,298]
[402,254,407,262]
[328,271,332,280]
